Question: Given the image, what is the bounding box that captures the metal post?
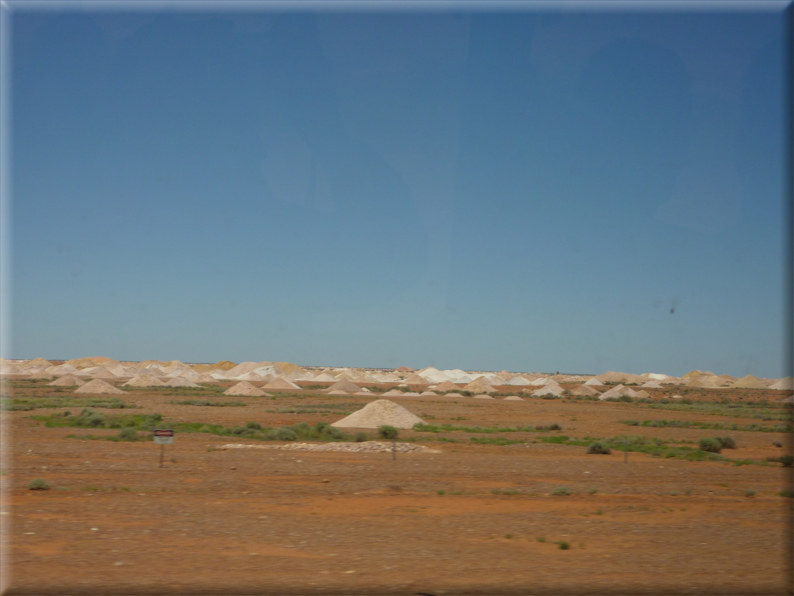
[160,444,165,468]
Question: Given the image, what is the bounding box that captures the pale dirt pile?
[327,378,363,394]
[224,382,267,397]
[191,360,237,373]
[505,376,531,386]
[770,377,793,390]
[49,375,85,387]
[598,384,637,400]
[220,441,439,453]
[730,375,769,389]
[28,372,54,380]
[382,389,404,396]
[570,384,600,397]
[88,368,118,379]
[473,394,494,399]
[595,371,643,384]
[235,372,265,382]
[445,392,463,397]
[641,380,663,388]
[584,378,604,386]
[403,373,428,384]
[633,390,652,399]
[687,374,731,388]
[74,379,125,395]
[331,399,424,430]
[312,373,336,382]
[463,377,495,393]
[124,375,166,388]
[503,395,523,401]
[420,391,438,396]
[433,381,460,392]
[194,373,219,383]
[264,377,301,391]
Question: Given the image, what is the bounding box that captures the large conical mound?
[770,377,793,390]
[434,380,460,392]
[463,377,495,393]
[264,377,301,391]
[730,375,769,389]
[327,378,362,394]
[74,379,125,395]
[404,373,429,385]
[49,374,86,387]
[584,378,604,386]
[224,381,267,397]
[331,399,425,429]
[570,384,600,396]
[124,375,166,388]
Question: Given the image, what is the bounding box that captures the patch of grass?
[28,478,50,490]
[766,455,794,467]
[698,437,722,453]
[557,541,570,550]
[640,401,793,423]
[620,418,790,433]
[587,487,598,494]
[745,490,756,497]
[537,536,546,543]
[470,437,525,446]
[552,486,571,496]
[2,396,135,411]
[170,400,247,407]
[777,490,794,498]
[437,490,445,495]
[413,422,561,434]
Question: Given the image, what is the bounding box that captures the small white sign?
[153,429,174,445]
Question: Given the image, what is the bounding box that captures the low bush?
[353,432,368,442]
[587,441,611,455]
[552,486,571,496]
[558,541,570,550]
[715,436,737,449]
[698,437,722,453]
[28,478,50,490]
[377,425,399,440]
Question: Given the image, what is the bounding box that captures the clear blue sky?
[8,4,790,378]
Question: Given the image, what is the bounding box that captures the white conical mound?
[331,399,425,430]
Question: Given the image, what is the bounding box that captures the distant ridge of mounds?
[1,356,791,399]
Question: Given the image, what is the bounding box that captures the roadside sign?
[153,429,174,445]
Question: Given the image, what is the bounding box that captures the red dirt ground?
[2,381,792,595]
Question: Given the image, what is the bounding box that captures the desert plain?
[1,357,792,595]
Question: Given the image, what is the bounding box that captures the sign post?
[153,429,175,468]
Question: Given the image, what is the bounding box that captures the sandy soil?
[2,381,792,595]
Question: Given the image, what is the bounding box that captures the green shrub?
[245,421,262,430]
[377,425,399,440]
[745,490,755,497]
[28,478,50,490]
[558,541,570,550]
[552,486,571,496]
[275,428,297,441]
[353,432,368,443]
[587,441,611,455]
[716,436,737,449]
[117,427,140,441]
[698,437,722,453]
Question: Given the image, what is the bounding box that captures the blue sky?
[7,4,790,377]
